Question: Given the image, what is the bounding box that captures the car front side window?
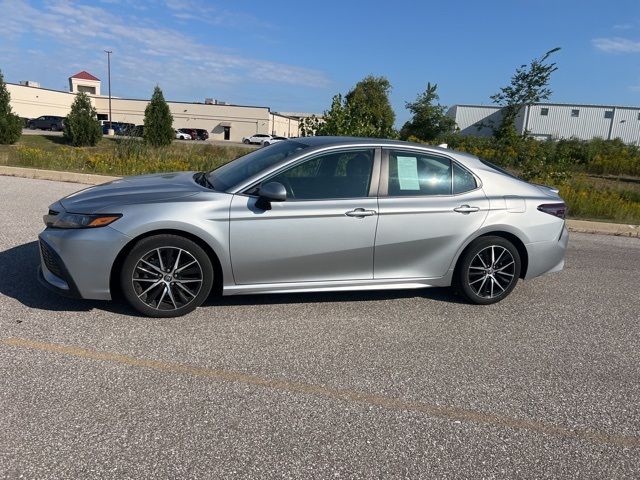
[265,149,375,200]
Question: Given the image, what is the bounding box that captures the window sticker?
[397,156,420,190]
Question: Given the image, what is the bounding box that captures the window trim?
[379,148,482,198]
[240,147,382,202]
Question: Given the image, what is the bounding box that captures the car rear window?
[478,159,522,180]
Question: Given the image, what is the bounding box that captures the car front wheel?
[120,234,214,317]
[456,236,521,305]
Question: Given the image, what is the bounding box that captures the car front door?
[374,149,489,279]
[229,148,380,285]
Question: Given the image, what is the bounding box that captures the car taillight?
[537,203,566,219]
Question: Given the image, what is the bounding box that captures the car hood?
[58,171,201,213]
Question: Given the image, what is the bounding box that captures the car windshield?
[207,140,308,191]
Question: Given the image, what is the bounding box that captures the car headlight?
[44,212,122,229]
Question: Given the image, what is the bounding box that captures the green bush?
[63,92,102,146]
[144,86,174,147]
[434,134,640,178]
[0,69,22,145]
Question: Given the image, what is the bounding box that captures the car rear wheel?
[456,236,521,305]
[120,235,214,317]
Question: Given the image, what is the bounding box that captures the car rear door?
[374,148,489,279]
[229,148,381,285]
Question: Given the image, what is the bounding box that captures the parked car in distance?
[242,133,271,144]
[177,128,197,140]
[102,122,135,135]
[27,115,65,131]
[128,125,144,137]
[262,136,287,146]
[193,128,209,141]
[38,137,568,318]
[175,130,192,140]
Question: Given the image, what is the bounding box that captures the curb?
[0,165,119,185]
[566,219,639,238]
[1,165,638,238]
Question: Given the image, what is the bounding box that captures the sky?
[1,0,639,126]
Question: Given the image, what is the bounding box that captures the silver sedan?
[38,137,568,317]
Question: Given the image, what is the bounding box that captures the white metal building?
[447,103,640,145]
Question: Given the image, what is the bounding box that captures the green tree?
[344,75,395,138]
[63,92,102,147]
[312,76,397,138]
[318,94,350,136]
[491,47,561,141]
[399,82,455,141]
[143,86,174,147]
[0,69,23,145]
[299,114,321,137]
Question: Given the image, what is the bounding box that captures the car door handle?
[345,208,376,218]
[454,205,480,213]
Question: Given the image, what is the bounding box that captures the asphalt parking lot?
[21,128,254,148]
[1,175,639,479]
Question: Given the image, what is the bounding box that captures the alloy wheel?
[467,245,516,299]
[132,247,203,311]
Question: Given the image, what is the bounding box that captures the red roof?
[70,71,100,81]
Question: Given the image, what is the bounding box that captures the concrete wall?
[7,83,272,142]
[8,84,77,119]
[269,113,299,137]
[92,97,270,142]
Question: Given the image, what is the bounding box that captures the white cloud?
[592,37,640,53]
[0,0,328,90]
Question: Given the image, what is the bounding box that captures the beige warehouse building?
[8,71,306,142]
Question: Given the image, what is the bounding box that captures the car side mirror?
[255,182,287,210]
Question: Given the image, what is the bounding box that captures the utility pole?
[104,50,113,132]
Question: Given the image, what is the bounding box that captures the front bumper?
[38,226,130,300]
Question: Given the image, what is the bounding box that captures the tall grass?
[3,137,249,176]
[560,178,640,224]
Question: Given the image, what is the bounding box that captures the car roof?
[295,136,472,156]
[292,136,487,171]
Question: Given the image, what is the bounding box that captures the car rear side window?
[387,151,452,196]
[453,162,477,194]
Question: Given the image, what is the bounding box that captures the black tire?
[456,236,521,305]
[120,234,214,317]
[243,139,250,144]
[29,124,36,130]
[51,124,58,132]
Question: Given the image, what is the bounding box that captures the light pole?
[104,50,112,132]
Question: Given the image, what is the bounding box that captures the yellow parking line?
[3,336,638,448]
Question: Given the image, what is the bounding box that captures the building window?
[540,108,549,116]
[637,112,640,121]
[604,110,613,119]
[571,109,580,117]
